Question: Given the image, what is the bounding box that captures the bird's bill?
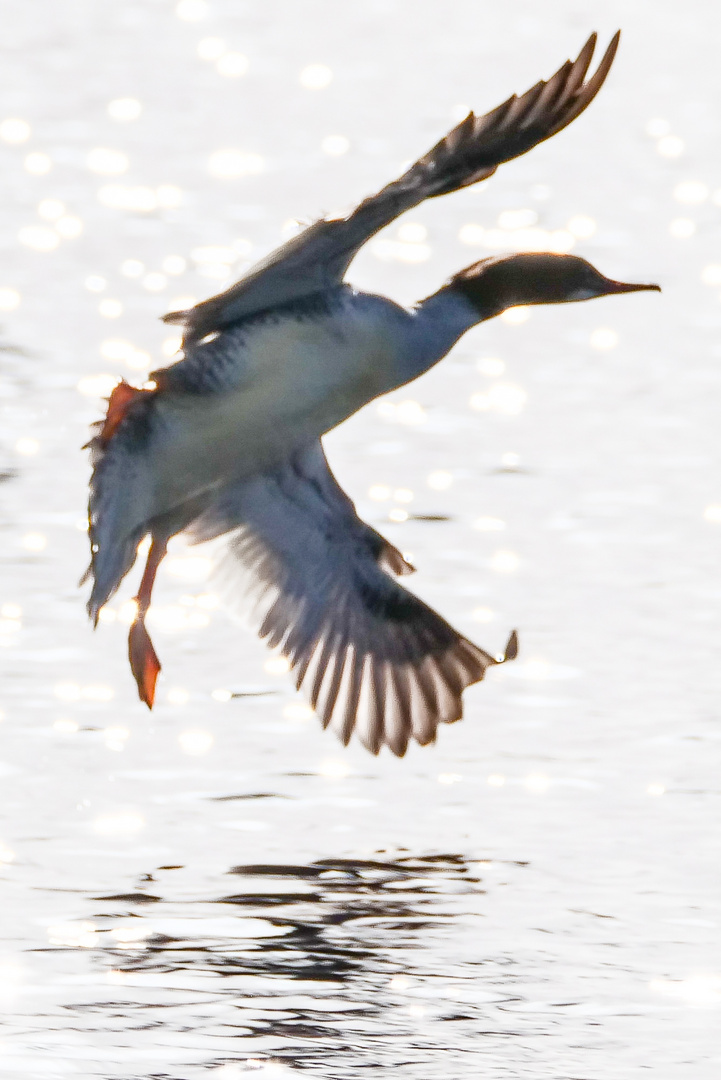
[602,277,662,294]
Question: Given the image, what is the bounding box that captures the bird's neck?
[394,284,495,385]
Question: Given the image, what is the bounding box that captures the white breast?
[150,295,406,510]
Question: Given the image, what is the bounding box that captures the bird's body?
[157,290,415,486]
[98,287,475,527]
[86,32,659,755]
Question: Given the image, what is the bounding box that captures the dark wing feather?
[188,443,516,755]
[166,32,619,345]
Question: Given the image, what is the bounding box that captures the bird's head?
[451,252,660,319]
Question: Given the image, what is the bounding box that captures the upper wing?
[166,32,619,346]
[188,443,516,756]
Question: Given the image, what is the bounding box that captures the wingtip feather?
[161,309,190,326]
[503,629,519,662]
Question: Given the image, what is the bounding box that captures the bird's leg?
[128,537,167,708]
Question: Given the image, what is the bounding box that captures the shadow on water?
[35,853,529,1076]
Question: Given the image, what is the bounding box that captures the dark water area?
[30,853,537,1078]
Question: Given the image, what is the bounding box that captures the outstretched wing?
[188,443,517,756]
[166,32,619,346]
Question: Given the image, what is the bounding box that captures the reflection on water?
[33,853,526,1076]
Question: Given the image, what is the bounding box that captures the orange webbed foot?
[128,618,161,708]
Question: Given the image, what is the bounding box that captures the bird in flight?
[86,31,658,755]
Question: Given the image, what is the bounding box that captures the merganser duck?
[86,31,659,756]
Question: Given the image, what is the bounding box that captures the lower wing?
[189,443,517,756]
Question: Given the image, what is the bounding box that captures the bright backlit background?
[1,2,720,1077]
